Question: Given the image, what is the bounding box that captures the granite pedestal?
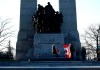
[26,34,67,60]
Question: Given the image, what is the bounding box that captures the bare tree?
[0,40,15,60]
[0,18,15,50]
[81,24,99,59]
[6,40,14,60]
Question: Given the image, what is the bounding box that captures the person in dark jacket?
[81,47,86,61]
[70,44,75,60]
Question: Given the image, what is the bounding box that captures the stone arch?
[16,0,81,60]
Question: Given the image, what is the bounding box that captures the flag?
[63,44,71,58]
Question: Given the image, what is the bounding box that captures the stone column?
[60,0,77,32]
[16,0,37,60]
[59,0,81,59]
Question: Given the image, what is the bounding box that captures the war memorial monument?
[16,0,81,60]
[1,1,100,70]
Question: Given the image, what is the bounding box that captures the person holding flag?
[52,44,59,57]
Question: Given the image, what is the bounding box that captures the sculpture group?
[32,2,63,33]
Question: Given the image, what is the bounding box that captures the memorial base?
[26,34,66,60]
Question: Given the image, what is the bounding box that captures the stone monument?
[16,0,81,60]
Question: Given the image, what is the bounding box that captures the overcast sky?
[0,0,100,49]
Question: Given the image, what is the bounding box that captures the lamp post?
[97,26,100,60]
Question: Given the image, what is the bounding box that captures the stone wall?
[16,0,37,60]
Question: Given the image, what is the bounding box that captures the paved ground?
[0,61,100,70]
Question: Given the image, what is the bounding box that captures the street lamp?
[97,26,100,60]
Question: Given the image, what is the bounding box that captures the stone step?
[0,61,100,66]
[0,61,100,70]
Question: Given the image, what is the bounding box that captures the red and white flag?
[63,44,71,58]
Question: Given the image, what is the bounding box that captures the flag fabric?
[63,44,71,58]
